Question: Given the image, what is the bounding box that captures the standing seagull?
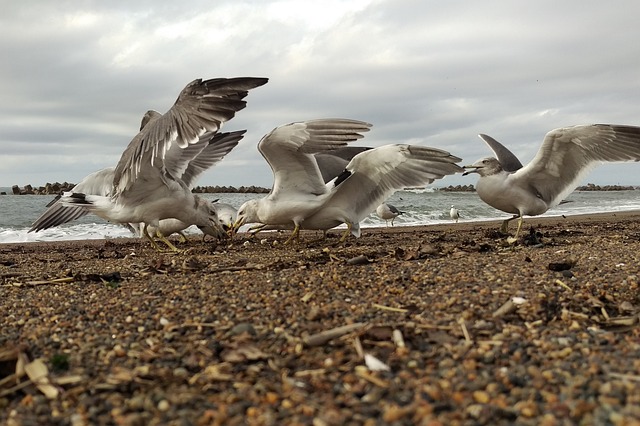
[449,205,459,223]
[233,119,373,244]
[235,139,464,243]
[463,124,640,239]
[61,77,268,250]
[376,203,404,226]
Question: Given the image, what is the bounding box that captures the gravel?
[1,212,639,425]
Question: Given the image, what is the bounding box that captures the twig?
[554,279,572,291]
[303,323,366,347]
[372,303,408,313]
[392,329,406,349]
[458,318,472,343]
[608,372,640,382]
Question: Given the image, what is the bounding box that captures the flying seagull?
[60,77,268,250]
[463,124,640,238]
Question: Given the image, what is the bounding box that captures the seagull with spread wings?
[60,77,267,250]
[463,124,640,239]
[234,119,463,243]
[30,128,245,241]
[233,119,372,243]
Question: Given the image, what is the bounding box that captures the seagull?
[234,126,464,242]
[463,124,640,238]
[376,203,404,226]
[60,77,268,250]
[233,119,373,243]
[450,205,459,222]
[292,144,463,241]
[212,202,238,236]
[30,124,246,243]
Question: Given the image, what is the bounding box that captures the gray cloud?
[2,0,640,189]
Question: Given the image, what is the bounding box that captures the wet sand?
[1,212,639,425]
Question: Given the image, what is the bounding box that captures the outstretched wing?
[181,130,246,188]
[113,77,268,195]
[258,119,372,198]
[512,124,640,207]
[29,167,115,232]
[325,144,463,222]
[478,134,523,172]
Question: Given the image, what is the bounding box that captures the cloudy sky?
[2,0,640,190]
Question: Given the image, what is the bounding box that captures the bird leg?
[142,223,164,252]
[338,223,353,244]
[156,232,180,252]
[177,232,187,244]
[284,223,301,245]
[500,214,520,234]
[513,215,525,240]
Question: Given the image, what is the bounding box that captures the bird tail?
[61,192,113,213]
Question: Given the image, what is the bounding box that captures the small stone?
[473,390,490,404]
[157,400,170,412]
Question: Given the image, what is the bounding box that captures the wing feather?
[113,77,267,195]
[512,124,640,207]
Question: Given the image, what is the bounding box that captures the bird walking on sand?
[233,119,373,244]
[376,203,404,226]
[234,119,464,243]
[463,124,640,241]
[449,205,459,223]
[60,76,268,251]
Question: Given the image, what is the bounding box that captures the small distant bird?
[450,205,459,222]
[376,203,404,226]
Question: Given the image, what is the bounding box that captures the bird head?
[462,157,502,177]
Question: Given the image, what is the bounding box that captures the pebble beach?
[1,212,639,425]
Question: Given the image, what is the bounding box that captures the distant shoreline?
[1,182,638,195]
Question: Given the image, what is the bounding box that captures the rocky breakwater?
[9,182,75,196]
[5,182,272,195]
[576,183,637,191]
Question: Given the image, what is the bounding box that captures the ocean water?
[1,189,640,244]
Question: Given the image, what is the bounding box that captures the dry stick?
[303,323,367,347]
[392,329,406,349]
[372,303,408,313]
[458,318,472,343]
[492,300,516,318]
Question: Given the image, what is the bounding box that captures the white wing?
[323,144,463,223]
[512,124,640,207]
[258,119,372,199]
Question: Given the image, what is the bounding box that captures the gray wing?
[513,124,640,207]
[113,77,268,195]
[387,204,403,215]
[314,146,372,183]
[29,167,115,232]
[181,130,246,188]
[478,134,523,172]
[258,119,372,198]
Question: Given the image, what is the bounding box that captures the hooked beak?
[462,165,479,176]
[230,217,245,237]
